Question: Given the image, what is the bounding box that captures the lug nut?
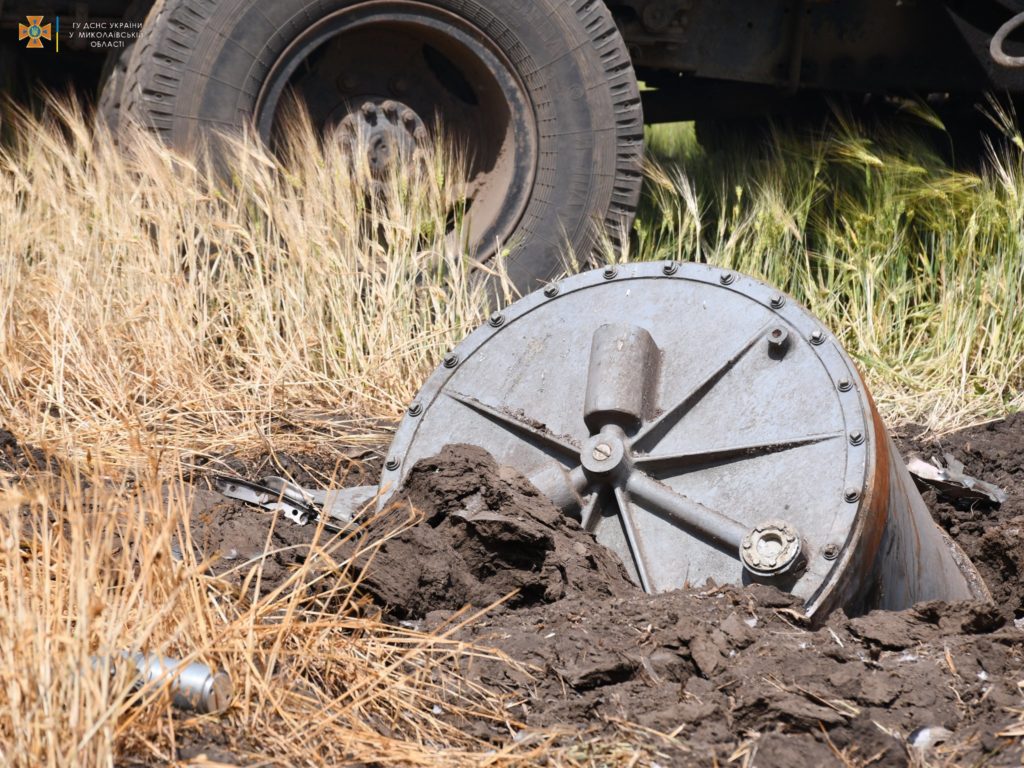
[408,403,423,417]
[381,100,399,117]
[443,353,460,369]
[544,283,560,298]
[603,266,618,280]
[488,311,505,328]
[844,487,860,503]
[838,378,853,392]
[810,329,826,345]
[663,261,679,276]
[770,294,786,309]
[384,457,400,471]
[823,544,840,561]
[849,430,865,446]
[360,102,378,118]
[720,272,736,285]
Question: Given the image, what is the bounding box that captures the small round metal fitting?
[740,520,803,578]
[849,430,865,446]
[543,283,560,298]
[381,100,399,117]
[837,378,853,392]
[822,544,840,561]
[810,329,826,346]
[719,272,736,285]
[767,326,790,356]
[662,261,680,276]
[844,487,861,503]
[770,294,786,309]
[603,265,618,280]
[488,311,505,328]
[580,433,627,475]
[407,402,423,417]
[443,353,460,369]
[384,457,401,471]
[360,101,378,118]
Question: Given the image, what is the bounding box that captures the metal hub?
[379,262,989,618]
[255,4,538,258]
[337,99,427,178]
[581,430,628,476]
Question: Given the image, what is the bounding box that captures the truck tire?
[121,0,644,293]
[96,0,154,132]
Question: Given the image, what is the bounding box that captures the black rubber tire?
[121,0,644,293]
[96,0,154,132]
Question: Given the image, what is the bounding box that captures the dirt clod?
[353,444,636,619]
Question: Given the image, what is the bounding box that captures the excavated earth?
[4,416,1024,765]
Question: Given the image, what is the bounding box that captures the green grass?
[632,107,1024,430]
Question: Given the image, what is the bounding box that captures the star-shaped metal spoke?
[446,323,839,591]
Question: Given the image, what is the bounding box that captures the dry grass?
[0,100,679,766]
[0,99,499,470]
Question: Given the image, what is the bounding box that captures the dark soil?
[897,414,1024,622]
[103,416,1024,763]
[354,418,1022,765]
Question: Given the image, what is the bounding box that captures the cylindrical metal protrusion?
[583,324,660,432]
[128,653,233,714]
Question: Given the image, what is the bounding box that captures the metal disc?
[380,262,881,616]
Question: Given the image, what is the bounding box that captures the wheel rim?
[255,2,539,262]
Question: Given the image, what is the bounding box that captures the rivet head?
[720,272,736,285]
[849,430,865,446]
[408,403,423,417]
[488,311,505,328]
[603,266,618,280]
[838,378,853,392]
[384,457,401,471]
[443,353,459,369]
[770,294,786,309]
[844,488,860,503]
[663,261,679,276]
[823,544,840,561]
[543,283,560,298]
[810,330,826,345]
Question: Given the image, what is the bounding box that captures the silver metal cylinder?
[124,653,233,714]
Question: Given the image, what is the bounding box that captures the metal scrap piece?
[213,474,378,528]
[906,453,1008,506]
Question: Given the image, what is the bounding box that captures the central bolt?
[581,432,627,475]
